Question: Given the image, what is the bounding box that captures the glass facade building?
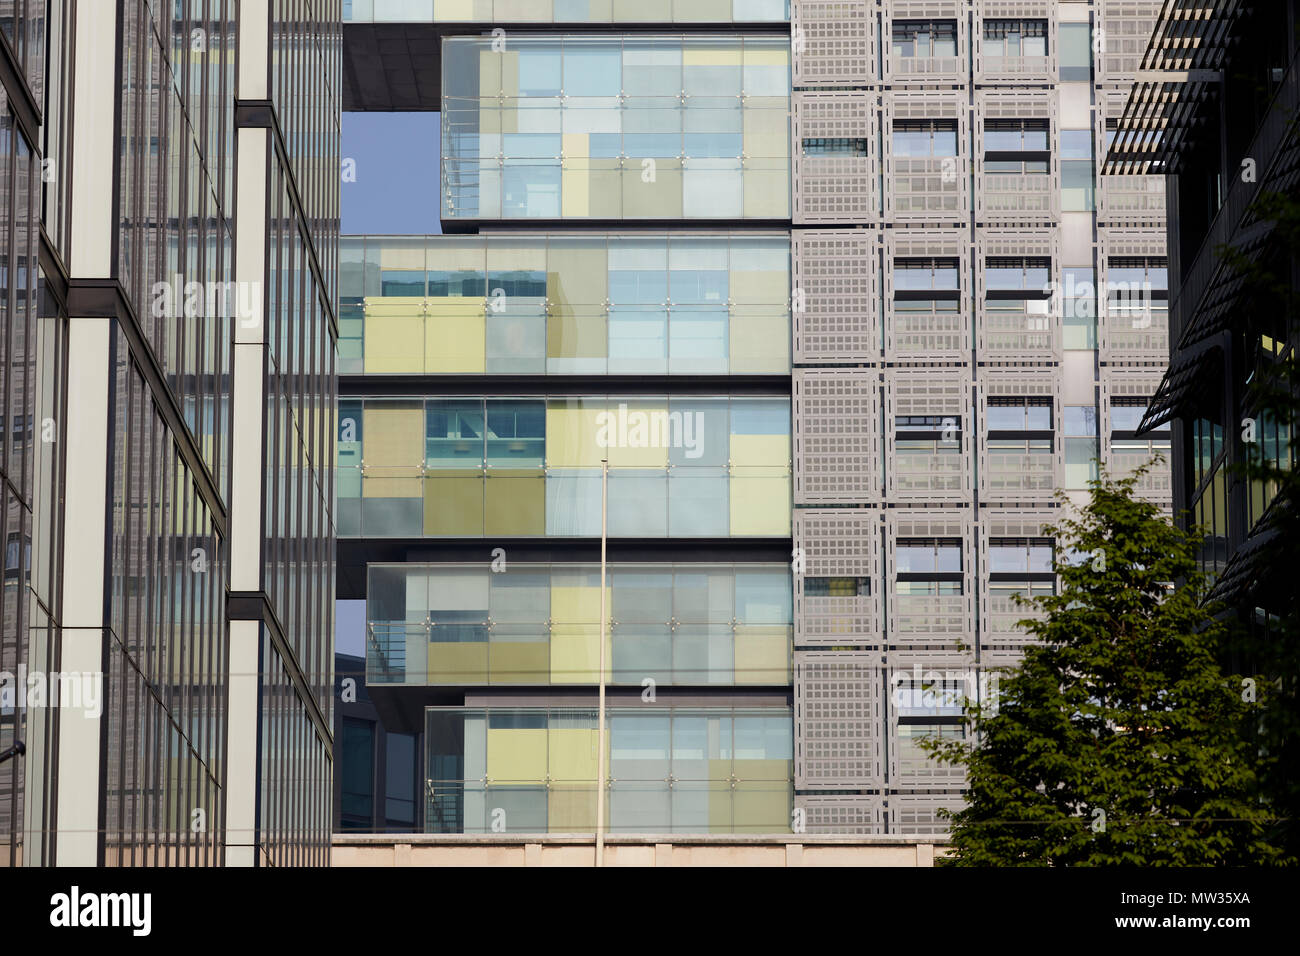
[338,0,1171,843]
[441,35,791,221]
[367,562,792,686]
[337,395,790,537]
[340,233,791,375]
[426,706,792,834]
[340,6,796,838]
[2,1,338,867]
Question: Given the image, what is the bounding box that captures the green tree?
[925,466,1278,865]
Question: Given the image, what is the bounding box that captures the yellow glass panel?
[547,309,607,361]
[708,758,733,830]
[733,625,790,684]
[683,46,742,66]
[485,239,546,273]
[588,160,623,218]
[675,0,730,21]
[547,241,606,307]
[489,638,550,684]
[425,298,486,372]
[546,403,606,467]
[425,240,485,272]
[604,401,671,469]
[733,779,791,832]
[622,161,683,218]
[485,473,545,535]
[730,475,791,535]
[378,246,424,270]
[742,108,789,162]
[428,642,488,684]
[487,726,547,784]
[743,49,790,67]
[550,582,609,625]
[561,153,590,217]
[548,725,598,784]
[550,625,610,684]
[742,167,790,218]
[364,296,424,373]
[362,405,423,498]
[424,474,484,535]
[615,0,668,19]
[729,265,787,306]
[549,787,596,831]
[730,310,789,373]
[434,0,476,19]
[730,432,790,468]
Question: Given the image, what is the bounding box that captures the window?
[1063,266,1097,349]
[892,20,957,58]
[984,119,1049,173]
[385,733,417,830]
[804,576,870,597]
[340,719,375,831]
[895,679,966,716]
[986,398,1052,432]
[1061,130,1095,211]
[1106,256,1168,323]
[802,138,868,157]
[893,119,958,158]
[988,539,1054,575]
[1065,404,1099,488]
[894,257,959,291]
[1059,22,1093,81]
[896,539,962,573]
[896,414,961,455]
[986,256,1051,291]
[983,19,1048,57]
[1109,402,1151,434]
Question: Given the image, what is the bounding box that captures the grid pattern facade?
[789,0,1169,832]
[0,1,53,863]
[3,0,339,867]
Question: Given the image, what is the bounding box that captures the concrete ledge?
[332,833,949,867]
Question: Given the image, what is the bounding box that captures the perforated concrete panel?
[882,0,970,87]
[794,369,881,503]
[793,230,880,363]
[884,509,977,646]
[883,227,971,363]
[976,368,1063,504]
[796,794,886,834]
[973,0,1059,86]
[884,368,973,502]
[794,509,883,647]
[975,227,1062,363]
[1098,0,1164,86]
[794,91,878,224]
[886,649,972,788]
[1098,90,1167,225]
[978,508,1058,650]
[793,0,876,87]
[975,88,1061,223]
[883,90,970,223]
[1098,226,1169,364]
[888,793,966,835]
[1100,367,1173,507]
[795,651,886,788]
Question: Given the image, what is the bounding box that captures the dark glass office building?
[1106,0,1297,604]
[1,1,338,866]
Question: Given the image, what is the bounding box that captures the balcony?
[982,448,1057,499]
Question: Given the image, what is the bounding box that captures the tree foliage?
[925,467,1278,865]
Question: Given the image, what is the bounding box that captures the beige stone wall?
[333,836,947,867]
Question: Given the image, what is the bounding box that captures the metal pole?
[596,458,608,867]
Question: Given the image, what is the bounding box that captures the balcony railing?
[985,594,1046,644]
[983,451,1057,497]
[893,594,969,638]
